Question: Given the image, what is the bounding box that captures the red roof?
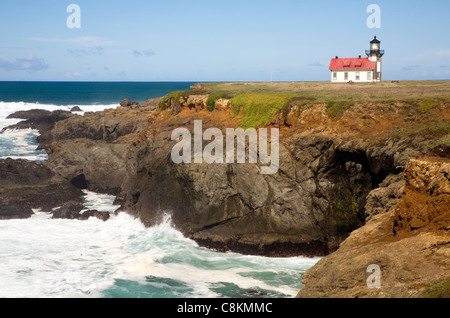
[329,58,376,70]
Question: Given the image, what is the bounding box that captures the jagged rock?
[190,83,204,91]
[0,159,84,219]
[0,202,34,220]
[52,203,110,221]
[297,157,450,298]
[43,106,150,145]
[183,94,209,110]
[139,97,161,110]
[365,174,405,220]
[52,201,84,219]
[214,98,230,110]
[2,109,74,135]
[46,139,128,194]
[80,210,110,221]
[120,99,139,108]
[70,106,83,112]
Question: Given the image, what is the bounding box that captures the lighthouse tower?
[366,36,385,82]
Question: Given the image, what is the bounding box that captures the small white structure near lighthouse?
[329,36,385,83]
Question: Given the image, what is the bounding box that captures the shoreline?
[1,81,449,297]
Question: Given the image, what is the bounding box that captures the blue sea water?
[0,81,194,105]
[0,82,320,298]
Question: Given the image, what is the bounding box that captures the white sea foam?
[0,101,320,298]
[0,101,119,161]
[0,192,320,298]
[0,101,119,130]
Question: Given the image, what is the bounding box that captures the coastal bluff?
[297,156,450,298]
[2,81,449,297]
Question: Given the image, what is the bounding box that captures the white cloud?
[66,71,82,78]
[68,46,105,57]
[0,53,49,71]
[133,49,155,57]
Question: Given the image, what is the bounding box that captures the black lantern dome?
[366,36,384,57]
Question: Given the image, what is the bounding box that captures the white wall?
[330,70,378,83]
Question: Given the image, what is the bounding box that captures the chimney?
[359,55,361,59]
[335,56,338,59]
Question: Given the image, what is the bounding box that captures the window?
[356,72,360,81]
[367,72,372,80]
[344,72,348,81]
[333,72,337,80]
[377,72,381,80]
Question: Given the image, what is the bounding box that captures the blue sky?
[0,0,449,82]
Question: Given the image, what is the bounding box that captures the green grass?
[389,121,450,142]
[229,93,298,129]
[159,90,191,111]
[197,81,450,103]
[418,99,440,114]
[326,101,354,120]
[425,134,450,151]
[422,279,450,298]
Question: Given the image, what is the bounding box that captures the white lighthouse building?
[329,36,385,83]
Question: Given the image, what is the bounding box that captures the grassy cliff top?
[157,81,449,148]
[195,80,450,102]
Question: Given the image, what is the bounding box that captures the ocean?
[0,82,320,298]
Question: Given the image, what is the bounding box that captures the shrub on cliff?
[418,98,440,114]
[326,100,353,120]
[159,90,191,111]
[230,93,298,129]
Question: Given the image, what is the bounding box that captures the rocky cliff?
[0,158,83,219]
[297,156,450,298]
[2,83,448,297]
[6,88,443,258]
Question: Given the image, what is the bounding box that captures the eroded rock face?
[8,97,446,259]
[117,116,430,256]
[393,158,450,234]
[43,101,159,194]
[5,109,74,134]
[297,157,450,298]
[0,159,84,219]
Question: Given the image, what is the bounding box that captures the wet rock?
[52,201,84,220]
[0,159,84,219]
[3,109,73,134]
[80,210,110,221]
[0,202,34,220]
[70,106,83,112]
[52,203,110,222]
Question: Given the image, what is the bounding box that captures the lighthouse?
[329,36,385,83]
[366,36,385,81]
